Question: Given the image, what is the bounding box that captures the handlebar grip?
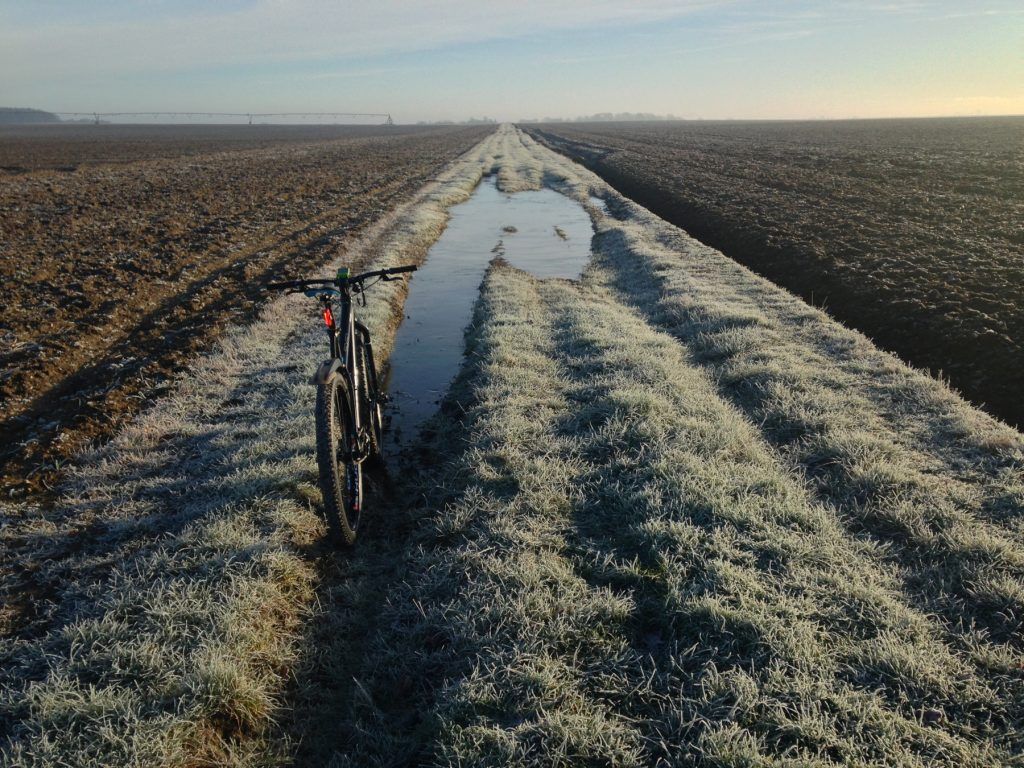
[387,265,418,274]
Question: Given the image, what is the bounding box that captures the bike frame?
[320,284,381,462]
[322,285,362,452]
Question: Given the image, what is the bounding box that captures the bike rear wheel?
[315,375,362,545]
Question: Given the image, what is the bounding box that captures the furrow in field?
[586,212,1024,671]
[545,269,1015,765]
[639,215,1024,504]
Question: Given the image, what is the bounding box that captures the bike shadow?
[275,329,509,764]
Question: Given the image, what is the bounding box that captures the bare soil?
[0,123,437,171]
[0,124,493,497]
[525,117,1024,428]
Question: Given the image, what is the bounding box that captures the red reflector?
[322,307,334,328]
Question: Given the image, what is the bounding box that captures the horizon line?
[5,110,1024,126]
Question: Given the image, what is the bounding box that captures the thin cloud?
[934,8,1024,19]
[302,67,408,81]
[548,27,815,66]
[0,0,733,81]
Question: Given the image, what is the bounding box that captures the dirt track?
[0,124,493,497]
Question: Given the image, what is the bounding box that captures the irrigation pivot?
[54,111,394,125]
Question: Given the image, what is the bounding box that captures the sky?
[1,0,1021,122]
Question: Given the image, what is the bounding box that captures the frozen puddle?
[385,176,594,448]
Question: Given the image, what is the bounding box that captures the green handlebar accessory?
[337,267,350,280]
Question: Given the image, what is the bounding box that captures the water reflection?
[385,176,594,449]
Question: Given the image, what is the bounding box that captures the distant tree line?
[0,107,61,125]
[519,112,682,123]
[415,117,498,125]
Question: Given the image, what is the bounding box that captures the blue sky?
[1,0,1021,121]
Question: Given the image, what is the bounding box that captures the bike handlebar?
[266,264,417,292]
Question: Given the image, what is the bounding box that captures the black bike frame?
[323,286,362,443]
[354,321,380,412]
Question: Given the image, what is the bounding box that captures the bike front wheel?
[315,375,362,545]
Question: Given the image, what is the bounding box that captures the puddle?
[385,176,594,448]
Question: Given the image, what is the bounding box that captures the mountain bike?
[267,264,417,545]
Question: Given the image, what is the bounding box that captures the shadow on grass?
[276,290,519,765]
[0,356,316,677]
[590,226,1024,650]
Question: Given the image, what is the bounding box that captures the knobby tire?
[315,376,362,546]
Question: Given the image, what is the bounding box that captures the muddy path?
[0,125,493,498]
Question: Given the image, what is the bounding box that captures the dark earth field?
[525,117,1024,429]
[0,124,493,497]
[0,123,436,171]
